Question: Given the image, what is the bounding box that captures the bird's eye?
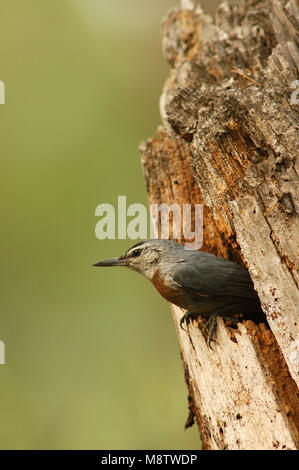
[132,249,141,258]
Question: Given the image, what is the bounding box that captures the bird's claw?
[203,312,240,348]
[180,312,216,348]
[180,311,196,331]
[203,314,217,349]
[180,309,240,349]
[180,313,188,331]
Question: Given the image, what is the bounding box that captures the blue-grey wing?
[173,251,256,299]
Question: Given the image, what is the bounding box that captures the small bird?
[93,239,263,346]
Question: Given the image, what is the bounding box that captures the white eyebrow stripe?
[126,245,146,256]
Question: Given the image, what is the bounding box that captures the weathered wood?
[140,0,299,450]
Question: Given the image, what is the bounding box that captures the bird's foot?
[203,309,241,348]
[203,314,218,348]
[180,311,198,331]
[180,305,241,348]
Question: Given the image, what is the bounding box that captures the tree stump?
[139,0,299,450]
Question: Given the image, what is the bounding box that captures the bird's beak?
[92,256,127,267]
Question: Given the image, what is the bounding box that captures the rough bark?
[139,0,299,450]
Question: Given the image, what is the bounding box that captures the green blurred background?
[0,0,216,449]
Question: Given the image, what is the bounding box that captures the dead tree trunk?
[139,0,299,450]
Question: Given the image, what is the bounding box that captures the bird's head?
[93,239,178,279]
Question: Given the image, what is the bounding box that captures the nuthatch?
[93,239,262,346]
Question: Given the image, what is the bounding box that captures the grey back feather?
[172,250,256,299]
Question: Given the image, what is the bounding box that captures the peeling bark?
[139,0,299,450]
